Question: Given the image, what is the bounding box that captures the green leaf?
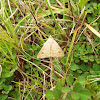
[33,61,41,65]
[46,90,54,99]
[73,83,83,92]
[53,89,62,99]
[66,94,71,99]
[79,89,91,100]
[96,91,100,99]
[56,79,65,89]
[83,56,88,62]
[74,73,80,78]
[82,72,90,77]
[77,70,82,74]
[86,6,93,13]
[32,45,39,50]
[93,9,99,16]
[2,72,11,78]
[66,75,74,85]
[76,76,86,85]
[89,55,94,61]
[61,57,67,65]
[26,43,31,50]
[80,64,87,71]
[95,58,100,64]
[4,85,12,91]
[37,93,42,100]
[87,16,94,23]
[86,46,93,53]
[62,86,70,93]
[90,69,96,75]
[93,63,100,71]
[98,3,100,9]
[71,93,80,100]
[8,85,12,91]
[0,78,5,85]
[50,0,57,4]
[70,63,79,71]
[74,57,80,63]
[0,94,8,100]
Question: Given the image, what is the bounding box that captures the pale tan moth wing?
[37,39,51,58]
[51,40,64,57]
[37,36,64,58]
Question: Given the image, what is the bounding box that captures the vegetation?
[0,0,100,100]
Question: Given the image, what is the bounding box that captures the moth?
[37,36,64,58]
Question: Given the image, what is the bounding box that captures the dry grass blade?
[84,23,100,38]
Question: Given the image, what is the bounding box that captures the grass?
[0,0,100,100]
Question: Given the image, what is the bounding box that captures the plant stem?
[50,57,53,90]
[64,27,78,79]
[43,71,45,100]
